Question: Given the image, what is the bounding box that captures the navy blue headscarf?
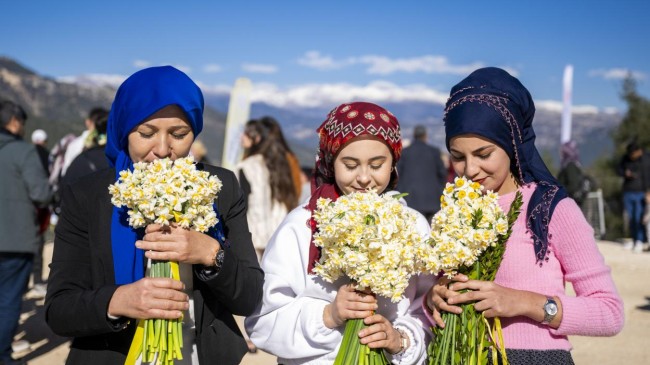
[105,66,204,284]
[444,67,568,265]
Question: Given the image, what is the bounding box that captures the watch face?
[545,302,558,316]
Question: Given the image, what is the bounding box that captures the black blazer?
[45,164,263,365]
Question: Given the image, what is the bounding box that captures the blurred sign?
[221,78,252,170]
[561,65,573,143]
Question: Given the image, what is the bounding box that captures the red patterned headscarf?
[306,101,402,273]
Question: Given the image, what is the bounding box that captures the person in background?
[61,107,108,177]
[426,67,624,364]
[396,124,447,222]
[245,102,432,365]
[618,141,650,252]
[45,66,263,365]
[31,129,50,174]
[28,128,53,299]
[259,116,307,201]
[557,139,594,208]
[0,100,52,365]
[63,111,110,186]
[235,118,299,260]
[190,139,211,164]
[47,133,76,220]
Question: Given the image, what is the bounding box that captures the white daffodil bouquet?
[312,190,426,365]
[421,177,522,365]
[109,156,222,365]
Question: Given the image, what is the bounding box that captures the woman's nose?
[356,168,371,185]
[464,159,480,178]
[153,135,172,158]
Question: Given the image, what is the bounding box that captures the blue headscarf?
[105,66,204,284]
[444,67,568,265]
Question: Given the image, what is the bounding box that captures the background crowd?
[0,64,645,364]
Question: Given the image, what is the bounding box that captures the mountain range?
[0,56,228,164]
[1,56,622,169]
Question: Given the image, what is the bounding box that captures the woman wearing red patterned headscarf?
[245,102,432,364]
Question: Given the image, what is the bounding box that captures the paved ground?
[15,240,650,364]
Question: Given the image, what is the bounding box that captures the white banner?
[221,78,252,170]
[561,65,573,144]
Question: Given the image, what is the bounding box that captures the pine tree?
[612,76,650,152]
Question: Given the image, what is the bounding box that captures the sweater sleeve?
[548,198,624,337]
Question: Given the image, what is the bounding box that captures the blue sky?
[2,0,649,112]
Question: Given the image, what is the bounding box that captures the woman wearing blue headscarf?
[45,66,263,365]
[424,68,623,364]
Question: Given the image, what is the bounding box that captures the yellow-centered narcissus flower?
[312,189,426,302]
[108,156,222,233]
[420,176,510,277]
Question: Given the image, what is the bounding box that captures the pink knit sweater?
[427,183,624,350]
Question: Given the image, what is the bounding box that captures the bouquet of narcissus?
[109,156,222,365]
[312,190,425,365]
[420,177,523,365]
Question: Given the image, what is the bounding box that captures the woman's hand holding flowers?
[108,277,189,320]
[426,273,468,328]
[323,284,378,329]
[136,223,220,266]
[444,280,528,319]
[428,274,547,322]
[323,284,403,353]
[359,313,403,354]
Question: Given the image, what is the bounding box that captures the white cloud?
[203,64,223,73]
[296,51,517,76]
[202,80,603,112]
[589,68,647,80]
[57,73,126,88]
[297,51,349,70]
[535,99,600,115]
[200,80,449,107]
[242,81,450,108]
[603,107,620,115]
[195,81,232,95]
[133,59,151,68]
[354,55,485,75]
[242,63,278,74]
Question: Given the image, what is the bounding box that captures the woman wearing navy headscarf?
[45,66,263,365]
[425,68,623,364]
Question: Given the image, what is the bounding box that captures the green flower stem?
[334,318,389,365]
[139,259,183,364]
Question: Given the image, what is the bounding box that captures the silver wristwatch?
[541,297,558,324]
